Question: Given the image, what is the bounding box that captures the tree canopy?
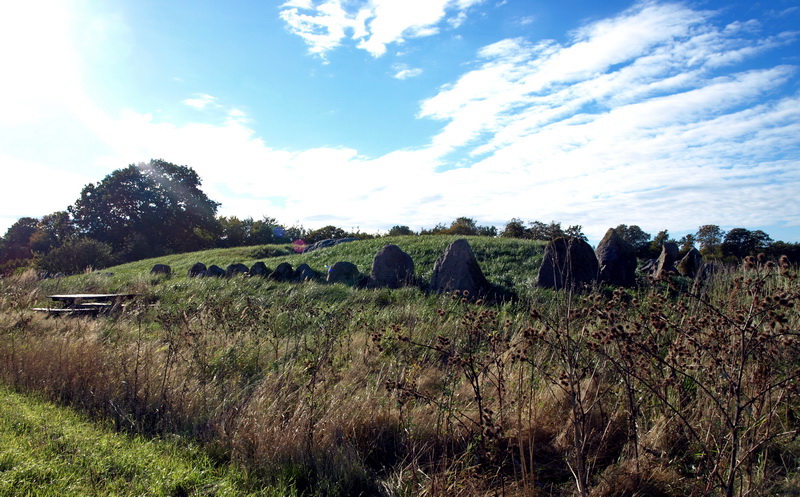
[69,160,220,259]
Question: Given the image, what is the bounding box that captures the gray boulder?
[654,242,679,279]
[677,248,704,278]
[150,264,171,276]
[536,237,598,291]
[326,261,361,285]
[294,263,317,282]
[430,239,490,296]
[205,265,225,278]
[595,229,636,287]
[226,263,249,278]
[188,262,207,278]
[370,244,415,289]
[270,262,294,281]
[249,261,270,278]
[303,238,358,253]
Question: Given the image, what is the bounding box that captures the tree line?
[1,159,798,275]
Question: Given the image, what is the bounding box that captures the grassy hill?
[1,236,799,496]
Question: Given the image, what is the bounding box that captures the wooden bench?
[34,294,139,316]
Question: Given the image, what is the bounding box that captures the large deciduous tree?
[721,228,773,259]
[69,159,220,260]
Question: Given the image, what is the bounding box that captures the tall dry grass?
[0,260,798,496]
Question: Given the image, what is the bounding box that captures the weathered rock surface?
[294,263,316,282]
[303,238,359,253]
[370,244,415,289]
[536,237,598,291]
[270,262,294,281]
[430,239,490,296]
[595,229,636,287]
[150,264,171,276]
[188,262,207,278]
[205,265,225,278]
[249,261,270,278]
[226,263,249,278]
[654,242,679,279]
[326,261,360,285]
[677,248,704,278]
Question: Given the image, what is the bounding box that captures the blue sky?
[1,0,799,245]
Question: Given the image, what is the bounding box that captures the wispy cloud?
[280,0,483,58]
[392,63,423,80]
[183,94,219,110]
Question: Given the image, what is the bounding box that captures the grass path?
[0,385,282,497]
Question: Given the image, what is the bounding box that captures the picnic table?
[33,293,139,316]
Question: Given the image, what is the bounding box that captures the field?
[0,235,798,496]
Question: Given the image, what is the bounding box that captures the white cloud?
[280,0,483,58]
[392,63,423,80]
[183,94,219,110]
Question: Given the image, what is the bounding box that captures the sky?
[1,0,799,245]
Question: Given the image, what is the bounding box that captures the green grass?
[72,236,541,284]
[0,385,287,497]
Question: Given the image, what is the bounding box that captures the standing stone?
[226,263,249,278]
[326,261,360,285]
[536,237,598,291]
[654,243,679,279]
[205,265,226,278]
[595,229,637,287]
[188,262,207,278]
[150,264,171,276]
[370,244,415,289]
[677,248,704,278]
[270,262,294,281]
[250,261,270,278]
[430,239,490,296]
[294,263,316,282]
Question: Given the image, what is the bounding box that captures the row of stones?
[149,239,491,294]
[537,228,709,291]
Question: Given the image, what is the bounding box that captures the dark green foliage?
[34,238,116,275]
[613,224,651,258]
[695,224,726,257]
[69,159,220,260]
[0,217,38,264]
[387,225,415,236]
[722,228,773,259]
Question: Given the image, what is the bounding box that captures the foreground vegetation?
[1,236,798,496]
[0,385,281,496]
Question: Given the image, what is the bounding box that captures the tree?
[721,228,773,259]
[69,159,220,260]
[305,225,349,244]
[500,218,528,239]
[0,217,38,264]
[695,225,726,257]
[613,224,651,257]
[449,217,479,236]
[678,233,696,255]
[29,211,76,253]
[35,238,115,275]
[388,225,414,236]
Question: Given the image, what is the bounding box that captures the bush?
[35,238,116,275]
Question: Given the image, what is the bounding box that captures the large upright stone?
[270,262,294,282]
[370,244,415,289]
[249,261,270,278]
[326,261,360,285]
[226,263,249,278]
[677,248,704,278]
[150,264,171,276]
[294,263,316,282]
[536,237,598,291]
[430,239,489,296]
[595,229,636,287]
[205,265,225,278]
[188,262,207,278]
[654,242,679,279]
